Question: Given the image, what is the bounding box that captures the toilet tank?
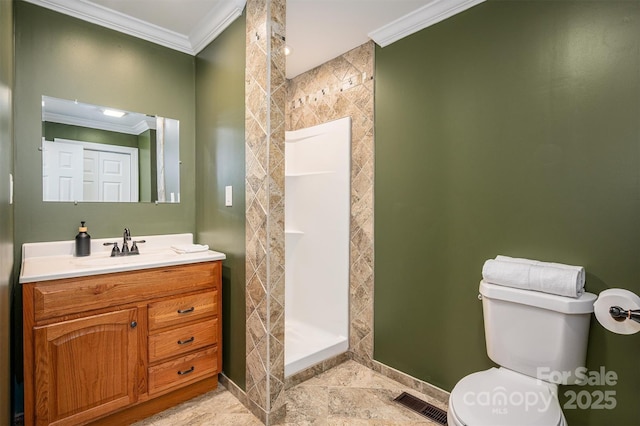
[480,280,597,385]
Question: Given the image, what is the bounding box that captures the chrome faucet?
[122,228,131,254]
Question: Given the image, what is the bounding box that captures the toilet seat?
[448,367,565,426]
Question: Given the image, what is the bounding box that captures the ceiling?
[25,0,484,79]
[42,96,156,135]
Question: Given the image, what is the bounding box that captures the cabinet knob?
[177,307,195,314]
[130,321,137,328]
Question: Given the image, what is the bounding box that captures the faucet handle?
[130,240,145,255]
[103,242,120,257]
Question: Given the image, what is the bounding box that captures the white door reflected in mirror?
[42,140,83,202]
[43,138,138,202]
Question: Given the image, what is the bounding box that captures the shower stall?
[284,117,351,377]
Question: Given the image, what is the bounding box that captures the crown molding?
[23,0,246,55]
[190,0,245,54]
[132,117,155,134]
[368,0,486,48]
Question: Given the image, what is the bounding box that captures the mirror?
[41,96,180,203]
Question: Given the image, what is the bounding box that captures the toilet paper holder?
[609,306,640,324]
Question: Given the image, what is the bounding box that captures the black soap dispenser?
[75,221,91,257]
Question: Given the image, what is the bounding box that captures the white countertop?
[20,233,226,283]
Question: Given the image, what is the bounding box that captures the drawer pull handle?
[177,366,195,376]
[177,336,195,345]
[177,307,195,314]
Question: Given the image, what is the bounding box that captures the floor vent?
[394,391,448,425]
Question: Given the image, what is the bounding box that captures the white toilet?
[447,280,597,426]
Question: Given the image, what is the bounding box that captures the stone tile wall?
[243,26,375,421]
[244,0,286,423]
[242,32,442,424]
[286,42,376,368]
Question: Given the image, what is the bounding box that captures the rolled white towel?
[482,256,585,298]
[171,244,210,254]
[495,255,586,287]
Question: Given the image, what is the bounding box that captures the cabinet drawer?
[148,318,218,363]
[32,262,218,322]
[148,346,218,396]
[148,291,217,330]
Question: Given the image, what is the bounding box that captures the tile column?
[244,0,286,423]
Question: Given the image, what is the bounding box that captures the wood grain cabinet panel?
[148,347,218,396]
[23,261,222,426]
[148,318,218,362]
[33,309,139,426]
[148,290,217,331]
[32,262,218,322]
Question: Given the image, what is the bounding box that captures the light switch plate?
[225,185,232,206]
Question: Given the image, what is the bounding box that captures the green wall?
[195,14,247,389]
[374,1,640,424]
[0,0,14,423]
[13,1,197,418]
[14,1,196,248]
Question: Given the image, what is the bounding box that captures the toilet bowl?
[447,367,566,426]
[447,281,596,426]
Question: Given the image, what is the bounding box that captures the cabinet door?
[34,308,139,426]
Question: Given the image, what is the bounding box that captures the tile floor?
[133,360,447,425]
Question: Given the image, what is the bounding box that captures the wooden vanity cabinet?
[23,261,222,426]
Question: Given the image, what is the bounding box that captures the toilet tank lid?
[480,280,597,314]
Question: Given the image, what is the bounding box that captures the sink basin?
[71,250,180,267]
